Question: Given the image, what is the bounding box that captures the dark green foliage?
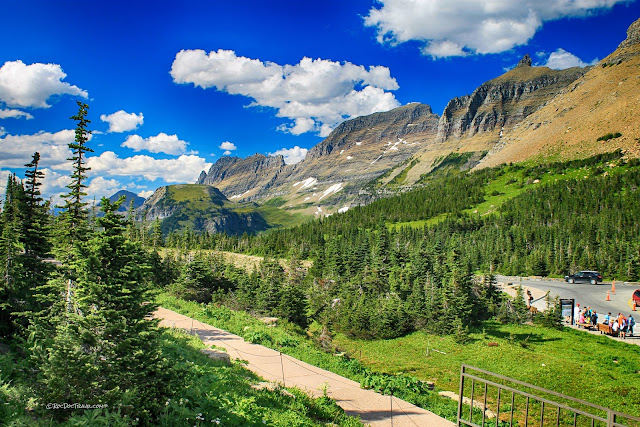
[597,132,622,141]
[32,197,182,422]
[535,293,564,330]
[58,101,93,247]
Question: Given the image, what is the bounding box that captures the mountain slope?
[139,184,269,235]
[106,189,146,212]
[194,17,640,217]
[197,58,585,213]
[477,18,640,169]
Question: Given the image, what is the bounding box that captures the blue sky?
[1,0,639,202]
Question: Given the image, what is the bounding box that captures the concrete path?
[155,307,454,427]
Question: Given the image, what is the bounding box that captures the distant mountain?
[137,184,269,235]
[106,190,146,213]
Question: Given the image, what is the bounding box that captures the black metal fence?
[457,364,640,427]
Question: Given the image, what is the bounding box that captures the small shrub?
[597,132,622,142]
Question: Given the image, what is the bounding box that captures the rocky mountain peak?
[517,54,532,67]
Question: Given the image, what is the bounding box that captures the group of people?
[573,303,635,338]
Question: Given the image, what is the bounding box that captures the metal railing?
[457,364,640,427]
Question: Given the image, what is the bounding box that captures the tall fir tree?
[57,100,93,251]
[34,197,180,421]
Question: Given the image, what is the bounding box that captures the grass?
[0,328,360,426]
[332,321,640,417]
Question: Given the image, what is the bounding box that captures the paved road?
[496,275,638,319]
[155,307,454,427]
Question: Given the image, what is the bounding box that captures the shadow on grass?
[475,322,563,344]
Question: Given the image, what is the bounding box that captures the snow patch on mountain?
[293,177,317,191]
[319,183,343,200]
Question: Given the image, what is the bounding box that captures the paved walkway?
[155,307,454,427]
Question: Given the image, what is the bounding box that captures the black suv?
[564,271,603,285]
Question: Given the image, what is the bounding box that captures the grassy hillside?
[146,184,312,236]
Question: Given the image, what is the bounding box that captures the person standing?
[628,314,635,337]
[527,290,534,307]
[573,303,580,325]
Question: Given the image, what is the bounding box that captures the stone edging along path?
[154,307,454,427]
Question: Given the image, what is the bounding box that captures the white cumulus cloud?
[269,146,308,165]
[219,141,237,151]
[0,129,88,169]
[85,176,122,200]
[170,49,400,135]
[364,0,628,58]
[100,110,144,133]
[0,108,34,120]
[122,132,188,155]
[138,189,154,199]
[0,60,87,108]
[544,48,598,69]
[87,151,211,183]
[38,168,72,205]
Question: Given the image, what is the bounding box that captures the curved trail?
[155,307,454,427]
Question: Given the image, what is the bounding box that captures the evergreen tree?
[34,197,180,421]
[57,101,93,250]
[0,175,26,337]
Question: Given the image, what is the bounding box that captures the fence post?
[279,352,286,387]
[607,409,614,427]
[458,364,466,425]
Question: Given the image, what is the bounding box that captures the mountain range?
[140,17,640,233]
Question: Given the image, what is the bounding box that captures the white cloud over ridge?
[86,176,122,200]
[87,151,211,183]
[544,48,598,69]
[0,60,87,108]
[364,0,628,58]
[100,110,144,133]
[0,108,34,120]
[269,146,308,164]
[170,49,400,135]
[122,132,188,155]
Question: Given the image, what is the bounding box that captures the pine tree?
[0,175,26,337]
[58,101,93,249]
[35,197,180,421]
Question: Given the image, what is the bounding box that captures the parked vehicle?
[633,289,640,305]
[564,271,603,285]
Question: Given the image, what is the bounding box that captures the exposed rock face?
[193,53,603,213]
[436,57,586,142]
[606,17,640,63]
[305,103,439,161]
[477,17,640,170]
[197,154,290,200]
